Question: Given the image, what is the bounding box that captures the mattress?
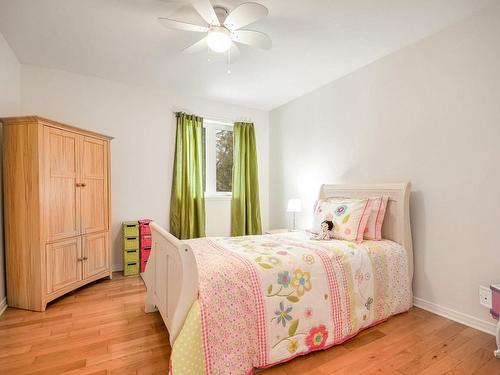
[169,231,412,374]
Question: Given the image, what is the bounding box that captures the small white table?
[491,284,500,358]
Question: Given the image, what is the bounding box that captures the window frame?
[203,119,234,199]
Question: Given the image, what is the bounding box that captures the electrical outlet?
[479,285,492,308]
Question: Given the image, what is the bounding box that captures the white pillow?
[312,198,372,243]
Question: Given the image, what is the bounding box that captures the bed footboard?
[143,222,199,345]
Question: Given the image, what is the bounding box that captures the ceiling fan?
[158,0,272,55]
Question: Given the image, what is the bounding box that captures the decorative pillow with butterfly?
[312,198,372,243]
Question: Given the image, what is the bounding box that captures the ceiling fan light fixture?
[207,26,232,53]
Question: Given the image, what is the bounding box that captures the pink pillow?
[364,196,389,240]
[313,198,372,243]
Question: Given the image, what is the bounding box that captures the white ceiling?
[0,0,493,110]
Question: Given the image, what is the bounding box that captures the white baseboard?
[0,297,7,317]
[413,296,496,336]
[112,264,123,272]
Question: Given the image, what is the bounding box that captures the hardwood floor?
[0,273,498,374]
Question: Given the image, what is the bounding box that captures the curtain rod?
[204,119,233,126]
[172,108,253,124]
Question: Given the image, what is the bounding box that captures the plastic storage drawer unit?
[124,261,139,276]
[139,219,153,273]
[140,258,149,273]
[139,220,152,235]
[124,249,139,263]
[140,248,151,273]
[122,221,139,276]
[123,222,139,237]
[123,237,139,249]
[140,235,152,248]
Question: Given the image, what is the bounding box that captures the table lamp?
[287,198,302,231]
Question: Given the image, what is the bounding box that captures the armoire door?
[46,237,82,294]
[44,127,81,242]
[81,137,109,234]
[83,232,109,279]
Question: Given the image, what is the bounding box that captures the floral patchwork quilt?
[169,231,412,375]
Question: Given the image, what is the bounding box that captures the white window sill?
[205,195,232,201]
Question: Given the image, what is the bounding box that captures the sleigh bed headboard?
[319,183,413,281]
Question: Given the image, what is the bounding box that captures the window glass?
[215,129,233,192]
[203,121,233,196]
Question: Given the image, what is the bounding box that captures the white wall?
[0,33,20,116]
[20,66,269,268]
[0,31,21,311]
[205,198,232,237]
[270,4,500,330]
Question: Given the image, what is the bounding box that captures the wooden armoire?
[2,116,112,311]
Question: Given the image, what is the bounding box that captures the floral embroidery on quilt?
[305,325,329,350]
[271,238,352,344]
[181,233,412,375]
[266,268,311,302]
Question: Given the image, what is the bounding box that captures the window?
[203,120,233,197]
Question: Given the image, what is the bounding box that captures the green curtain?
[231,122,262,236]
[170,113,206,239]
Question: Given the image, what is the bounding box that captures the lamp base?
[288,212,298,232]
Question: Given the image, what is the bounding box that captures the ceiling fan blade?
[224,2,268,31]
[232,30,272,49]
[158,17,208,32]
[182,37,208,54]
[191,0,220,26]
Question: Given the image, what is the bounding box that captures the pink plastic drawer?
[140,223,151,236]
[491,285,500,319]
[141,248,151,263]
[140,235,151,248]
[140,258,148,273]
[139,219,152,235]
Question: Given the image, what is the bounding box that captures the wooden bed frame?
[143,182,413,345]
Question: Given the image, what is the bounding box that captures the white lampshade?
[287,198,302,213]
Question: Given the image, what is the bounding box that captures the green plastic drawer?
[123,237,139,249]
[123,261,139,276]
[124,249,139,263]
[123,221,139,237]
